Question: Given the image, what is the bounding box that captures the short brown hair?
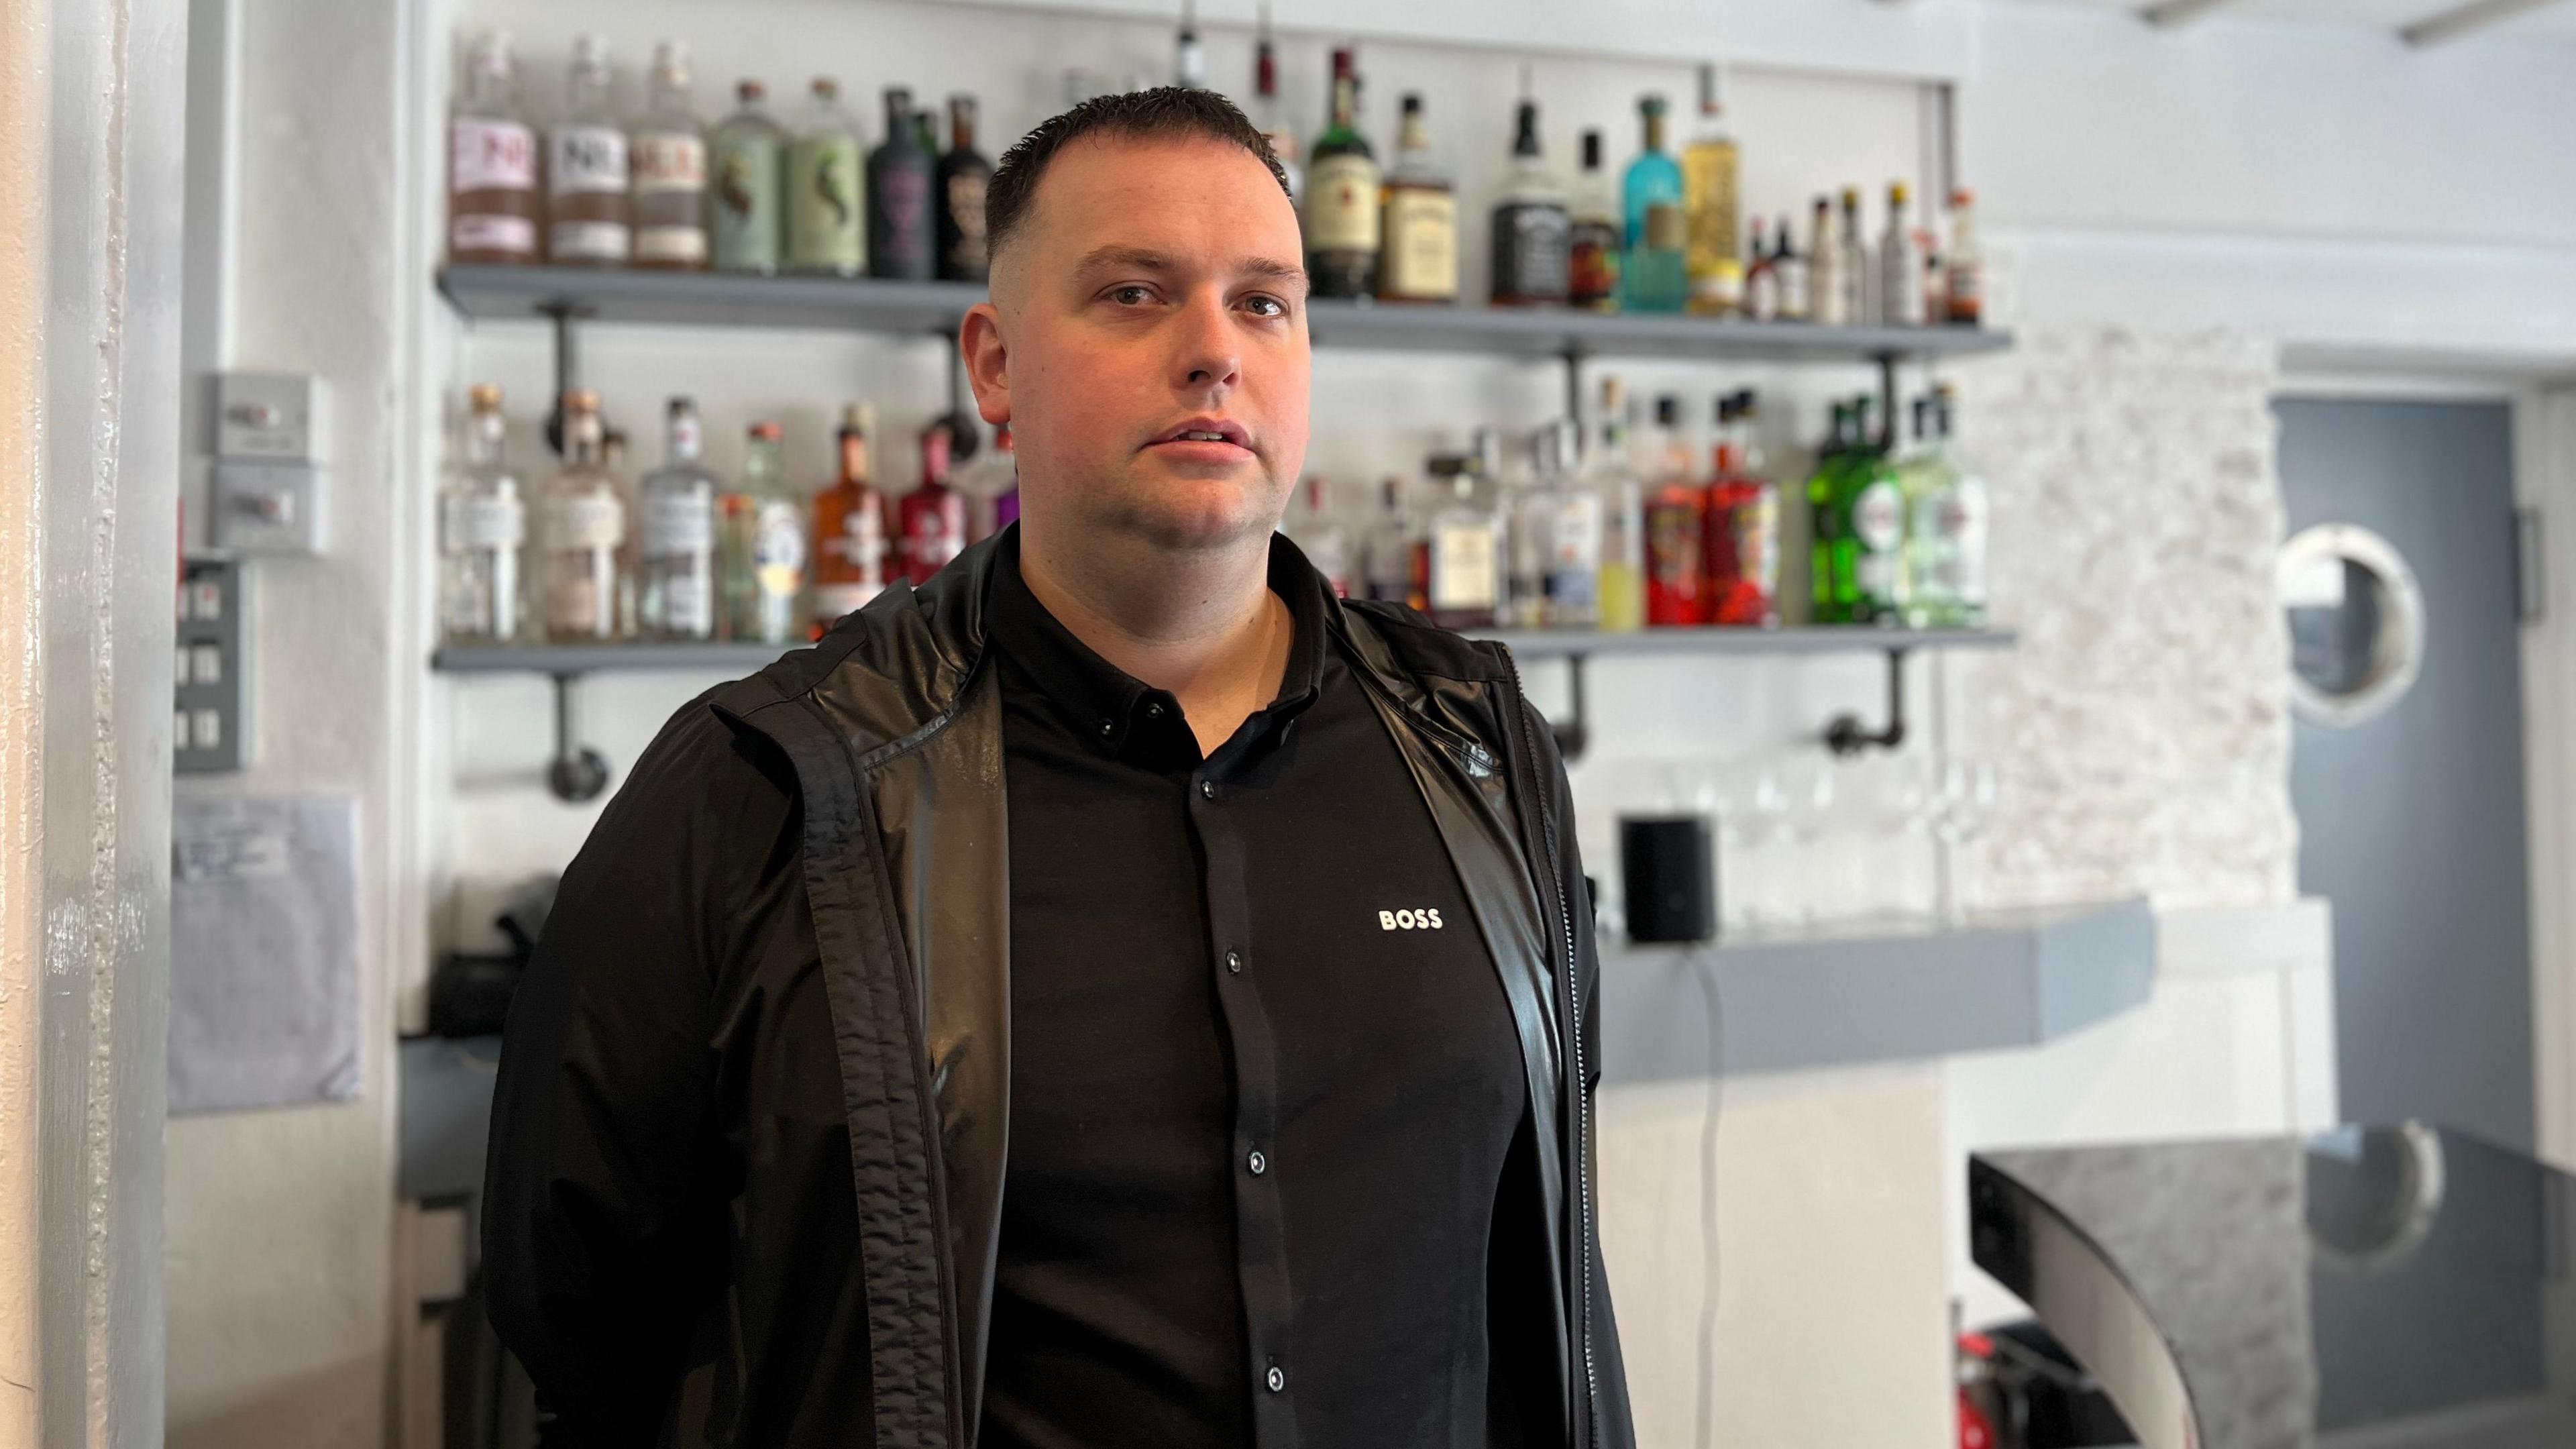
[985,87,1292,265]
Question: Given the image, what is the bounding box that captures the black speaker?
[1620,814,1717,945]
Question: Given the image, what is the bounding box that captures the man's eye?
[1108,284,1155,305]
[1242,294,1287,319]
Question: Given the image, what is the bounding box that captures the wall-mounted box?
[214,372,326,462]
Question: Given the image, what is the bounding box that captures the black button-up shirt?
[979,529,1532,1449]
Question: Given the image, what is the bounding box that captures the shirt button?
[1266,1363,1286,1393]
[1097,718,1115,737]
[1199,780,1216,800]
[1246,1148,1267,1176]
[1224,949,1242,974]
[1145,701,1165,718]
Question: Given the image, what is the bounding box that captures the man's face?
[969,133,1310,555]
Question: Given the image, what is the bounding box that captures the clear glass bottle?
[1568,129,1621,313]
[1910,385,1988,627]
[630,42,707,270]
[1377,94,1456,304]
[720,421,808,645]
[786,78,865,276]
[1836,186,1872,328]
[1252,5,1301,205]
[1807,195,1842,326]
[1490,94,1570,307]
[1305,47,1379,300]
[448,31,539,265]
[537,390,629,641]
[547,35,631,266]
[868,86,936,280]
[1681,62,1742,317]
[1535,419,1603,629]
[1416,443,1503,630]
[637,396,718,640]
[1773,211,1810,323]
[1362,476,1419,608]
[439,384,525,643]
[1285,476,1353,598]
[1741,217,1776,321]
[1880,180,1924,330]
[1587,378,1646,632]
[709,80,786,274]
[1620,95,1686,313]
[1945,187,1984,327]
[811,402,890,630]
[1501,433,1550,629]
[936,96,992,283]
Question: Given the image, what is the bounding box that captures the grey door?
[2277,397,2532,1149]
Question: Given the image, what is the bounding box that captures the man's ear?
[960,302,1010,427]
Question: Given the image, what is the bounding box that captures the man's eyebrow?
[1067,246,1311,296]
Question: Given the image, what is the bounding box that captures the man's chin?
[1096,494,1281,555]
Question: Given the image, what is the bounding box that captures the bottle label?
[1569,220,1620,307]
[1492,203,1570,302]
[543,492,624,551]
[549,219,631,262]
[442,493,524,552]
[1683,146,1739,266]
[711,136,781,270]
[753,499,807,598]
[1303,154,1381,253]
[1646,499,1705,592]
[1644,202,1685,253]
[826,505,886,577]
[1735,486,1779,596]
[1428,521,1497,610]
[663,572,714,637]
[1852,480,1904,553]
[870,162,932,274]
[633,132,706,195]
[635,227,710,264]
[549,125,629,195]
[451,215,536,257]
[943,170,989,276]
[452,117,537,193]
[1936,482,1988,602]
[642,490,714,559]
[903,495,966,578]
[786,136,865,270]
[1546,493,1602,616]
[1381,190,1458,299]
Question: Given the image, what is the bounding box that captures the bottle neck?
[743,439,782,485]
[464,53,516,111]
[466,411,505,464]
[1642,113,1665,154]
[566,419,602,466]
[566,68,612,118]
[1329,74,1356,131]
[839,431,871,487]
[1397,112,1428,156]
[949,103,976,154]
[667,412,702,465]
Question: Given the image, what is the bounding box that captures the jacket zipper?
[1495,648,1601,1449]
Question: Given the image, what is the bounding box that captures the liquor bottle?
[1568,130,1621,313]
[709,80,786,274]
[1945,187,1983,327]
[1773,213,1810,322]
[1500,432,1550,629]
[898,425,969,587]
[936,97,993,283]
[1490,96,1570,307]
[1620,95,1686,313]
[1808,402,1849,623]
[719,421,808,645]
[1362,477,1419,608]
[1836,187,1872,327]
[1173,0,1208,89]
[1377,95,1458,304]
[547,36,631,266]
[1415,447,1502,630]
[868,87,936,281]
[1896,395,1947,628]
[1879,181,1924,330]
[1821,397,1902,623]
[1532,419,1602,629]
[637,396,719,640]
[1741,217,1776,321]
[811,403,891,630]
[1704,390,1779,627]
[1906,386,1988,627]
[537,390,629,641]
[1304,48,1380,299]
[1807,195,1842,326]
[1286,476,1352,598]
[1681,62,1742,317]
[1251,6,1301,205]
[448,31,540,265]
[631,42,708,270]
[1641,395,1706,627]
[439,384,525,643]
[1587,378,1645,632]
[786,78,865,276]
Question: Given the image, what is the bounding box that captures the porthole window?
[2278,523,2424,728]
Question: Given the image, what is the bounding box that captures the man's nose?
[1170,290,1242,392]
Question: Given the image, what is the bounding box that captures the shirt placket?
[1189,758,1299,1446]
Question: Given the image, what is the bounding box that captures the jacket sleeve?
[1519,696,1640,1449]
[480,700,788,1446]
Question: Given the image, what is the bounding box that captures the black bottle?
[867,85,936,280]
[936,95,992,282]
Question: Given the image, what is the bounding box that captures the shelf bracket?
[1560,345,1586,431]
[539,300,594,455]
[546,672,612,804]
[1874,350,1901,451]
[1824,646,1911,755]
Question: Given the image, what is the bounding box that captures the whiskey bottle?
[1836,187,1872,327]
[935,96,992,283]
[637,397,718,641]
[1304,48,1380,299]
[1377,95,1458,303]
[811,403,891,630]
[1681,62,1742,317]
[1772,213,1810,323]
[719,421,808,645]
[439,384,525,643]
[786,78,865,276]
[869,87,936,281]
[547,36,631,266]
[537,390,629,641]
[631,42,708,270]
[1568,130,1621,312]
[448,31,539,265]
[1490,96,1570,307]
[1879,181,1925,329]
[1620,96,1686,313]
[709,80,786,274]
[1251,6,1301,205]
[897,425,968,586]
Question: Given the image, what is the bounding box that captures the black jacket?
[482,530,1637,1449]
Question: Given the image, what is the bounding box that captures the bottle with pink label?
[448,30,539,264]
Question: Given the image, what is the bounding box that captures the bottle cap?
[1697,62,1723,118]
[812,76,839,99]
[1656,395,1680,427]
[749,420,782,441]
[1581,129,1603,170]
[841,402,873,433]
[468,383,503,410]
[739,78,765,102]
[564,388,600,413]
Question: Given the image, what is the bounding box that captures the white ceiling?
[2002,0,2576,45]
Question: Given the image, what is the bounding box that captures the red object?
[1642,480,1707,627]
[897,425,967,586]
[1957,1386,1997,1449]
[1703,435,1778,626]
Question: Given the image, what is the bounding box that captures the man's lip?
[1148,419,1253,448]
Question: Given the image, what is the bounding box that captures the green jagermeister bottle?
[1823,397,1904,623]
[786,76,865,275]
[1808,401,1853,623]
[708,79,786,273]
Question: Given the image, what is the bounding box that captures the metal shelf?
[431,641,789,676]
[435,264,2012,364]
[1483,625,2013,659]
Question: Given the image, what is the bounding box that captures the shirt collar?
[986,524,1329,760]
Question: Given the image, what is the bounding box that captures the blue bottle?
[1621,95,1686,313]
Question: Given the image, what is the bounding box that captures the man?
[484,88,1634,1449]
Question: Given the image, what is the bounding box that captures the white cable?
[1689,947,1725,1449]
